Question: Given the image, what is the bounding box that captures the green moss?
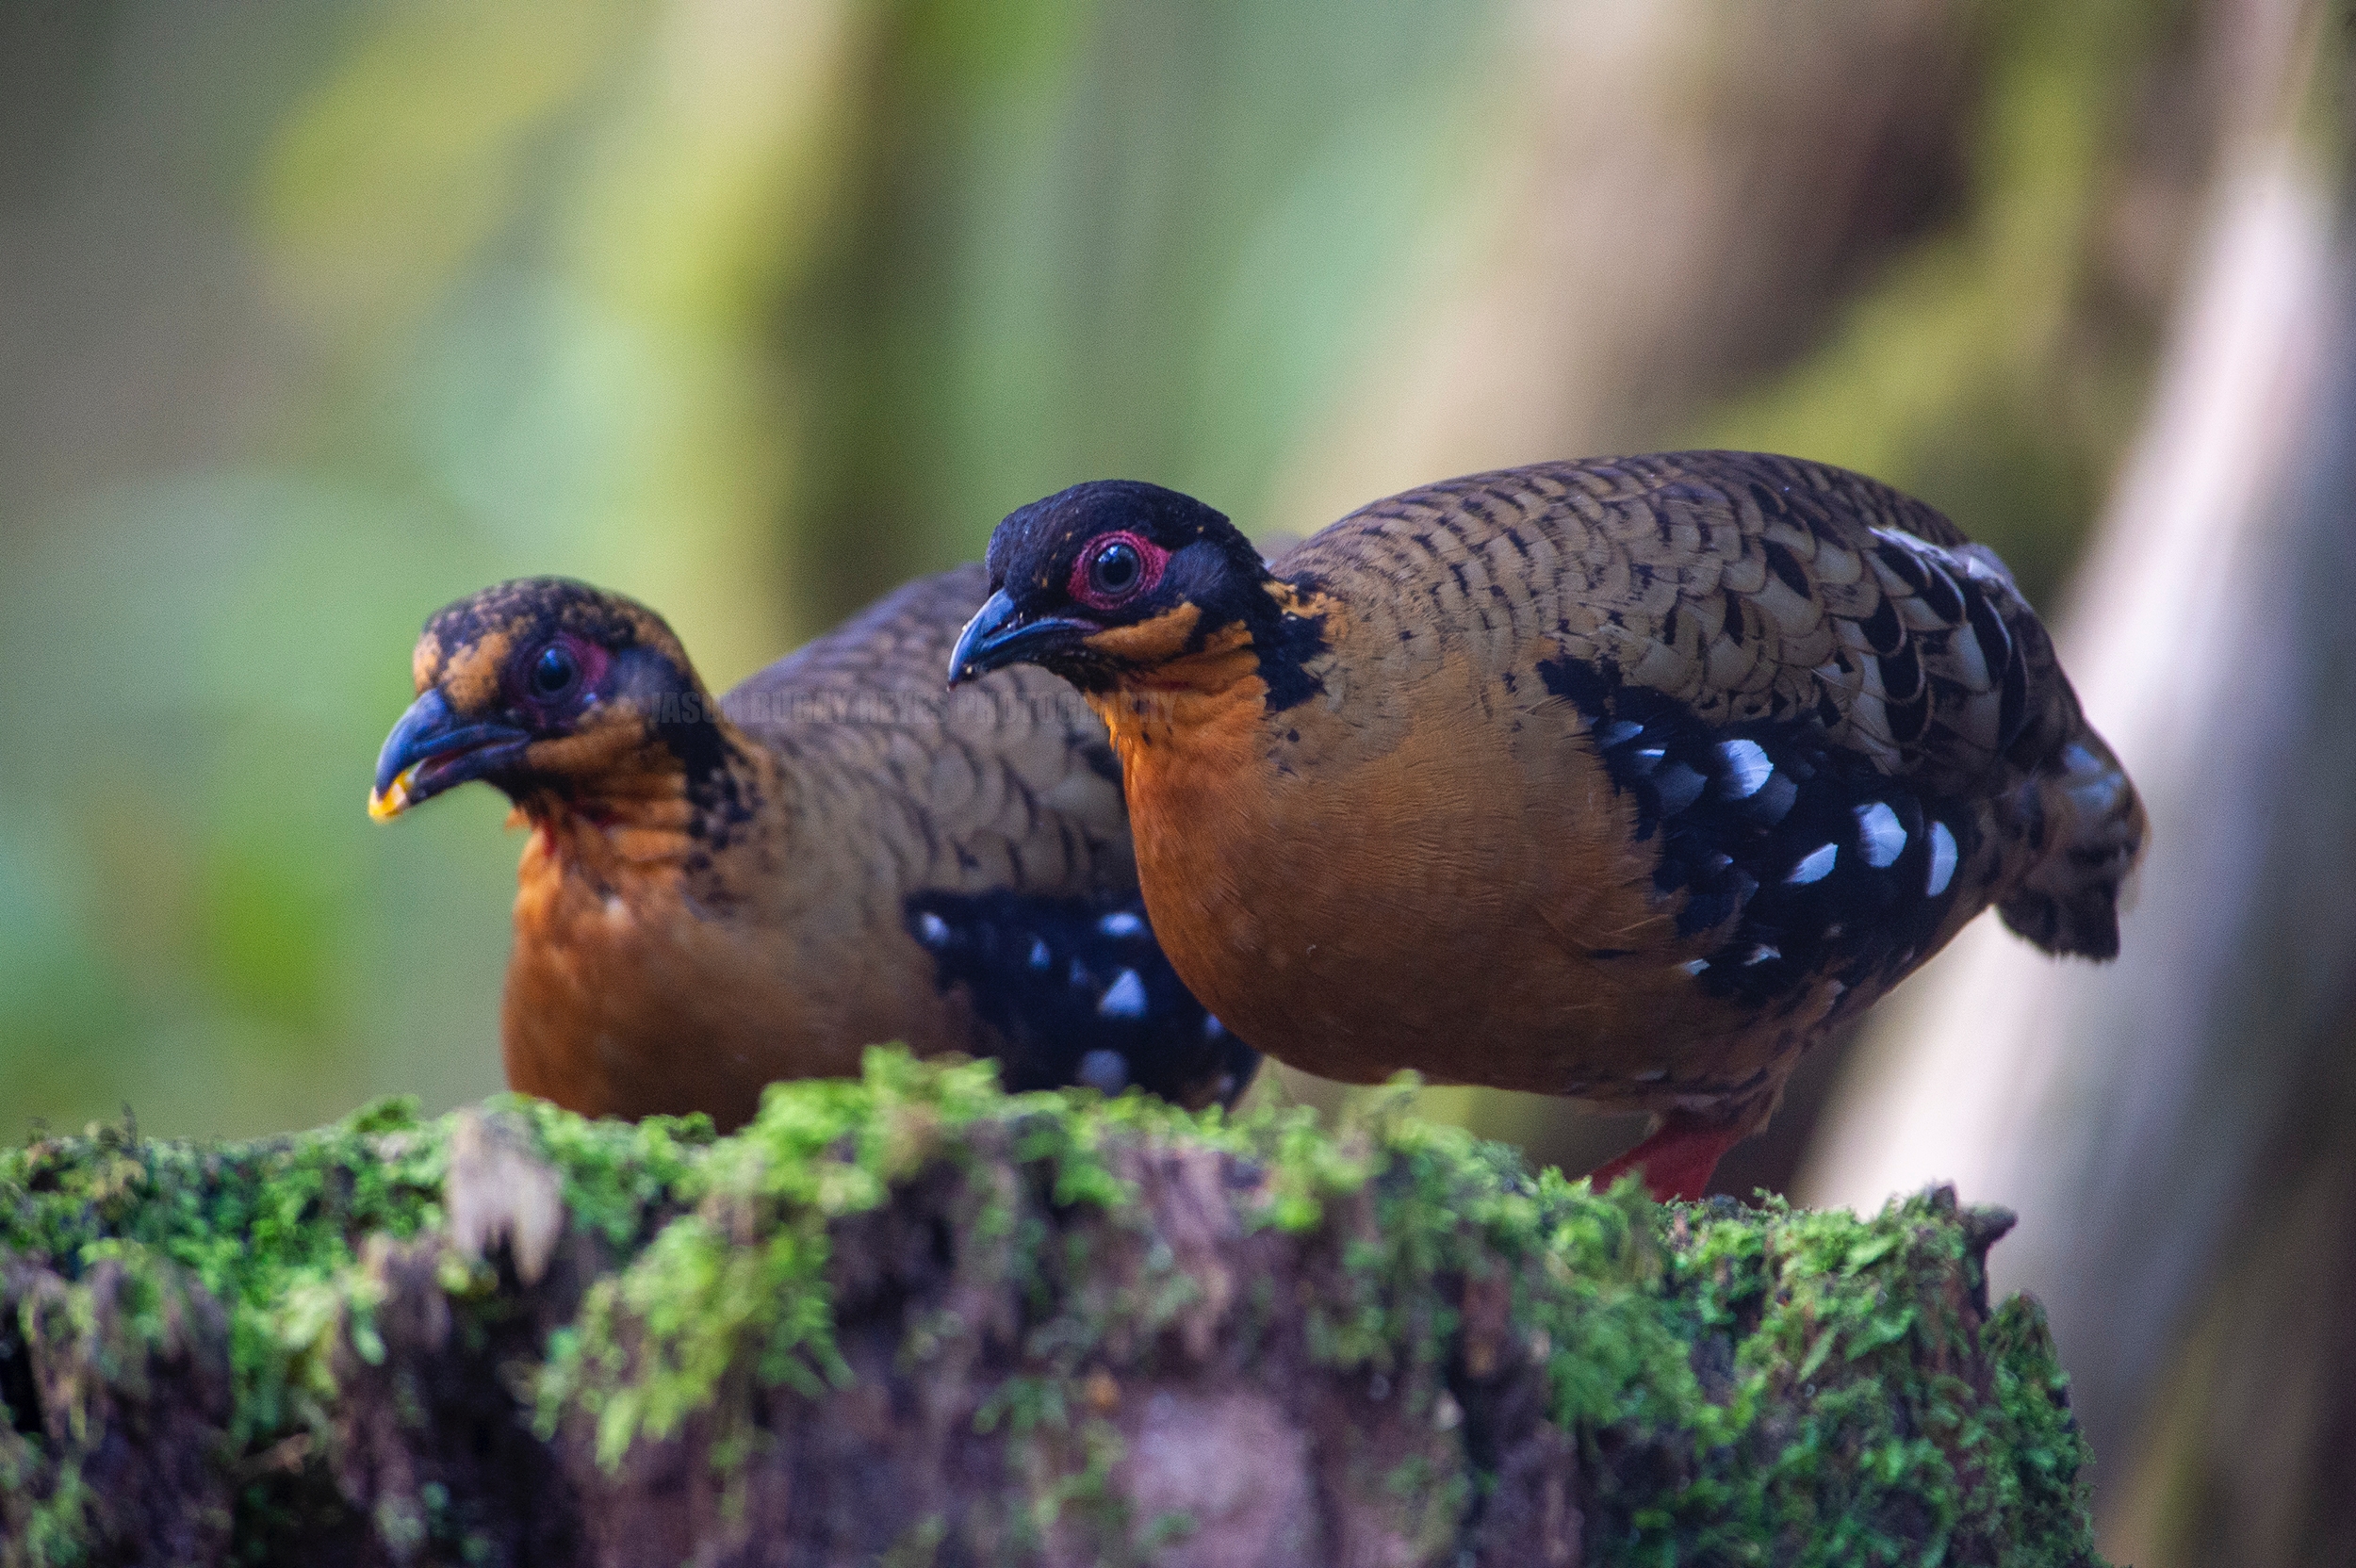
[1281,1106,2098,1566]
[0,1098,446,1449]
[0,1050,2102,1566]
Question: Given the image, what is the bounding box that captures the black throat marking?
[1536,655,1981,1011]
[1078,568,1328,713]
[1237,574,1329,713]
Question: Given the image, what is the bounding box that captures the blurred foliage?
[0,0,1507,1137]
[1705,0,2203,612]
[0,0,2201,1152]
[784,0,1494,620]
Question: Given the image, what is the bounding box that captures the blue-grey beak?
[946,589,1094,686]
[368,688,532,820]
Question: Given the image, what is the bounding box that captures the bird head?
[369,578,719,821]
[947,480,1271,692]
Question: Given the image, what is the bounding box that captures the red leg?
[1587,1111,1747,1202]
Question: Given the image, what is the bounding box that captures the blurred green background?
[8,2,2356,1560]
[0,0,2185,1140]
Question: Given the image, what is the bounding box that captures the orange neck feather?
[1083,580,1339,761]
[1088,617,1267,763]
[509,714,771,892]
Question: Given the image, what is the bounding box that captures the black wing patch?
[1537,655,1980,1010]
[905,890,1259,1108]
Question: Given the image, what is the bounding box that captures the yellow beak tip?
[368,765,420,823]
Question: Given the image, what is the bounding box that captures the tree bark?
[1798,11,2356,1560]
[2,1055,2096,1567]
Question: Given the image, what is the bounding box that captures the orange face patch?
[1081,578,1342,752]
[520,702,660,782]
[432,627,517,715]
[1078,603,1206,670]
[412,631,445,694]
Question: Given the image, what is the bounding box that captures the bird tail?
[1996,725,2147,960]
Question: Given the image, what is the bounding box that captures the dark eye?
[529,643,581,700]
[1066,529,1167,610]
[1088,539,1144,599]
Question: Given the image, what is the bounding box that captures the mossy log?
[0,1052,2099,1568]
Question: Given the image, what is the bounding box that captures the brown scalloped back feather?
[1276,452,2146,958]
[724,564,1134,900]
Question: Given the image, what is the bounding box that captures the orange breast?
[1100,646,1818,1106]
[501,813,965,1129]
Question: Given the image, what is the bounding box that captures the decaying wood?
[1,1061,2098,1567]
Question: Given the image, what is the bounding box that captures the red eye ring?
[1069,531,1168,612]
[511,633,608,711]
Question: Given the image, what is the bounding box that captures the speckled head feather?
[983,482,1261,596]
[414,577,694,712]
[969,481,1327,705]
[374,577,727,820]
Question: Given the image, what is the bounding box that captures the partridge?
[949,453,2145,1199]
[370,567,1256,1128]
